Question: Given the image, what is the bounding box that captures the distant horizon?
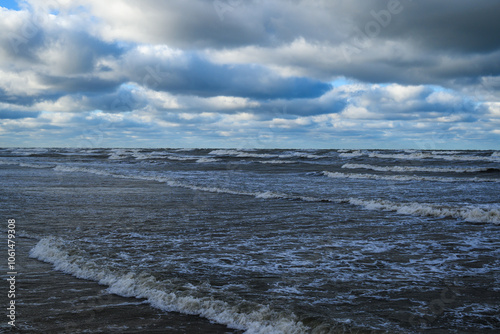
[2,146,499,151]
[1,1,499,150]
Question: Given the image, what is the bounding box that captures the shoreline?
[5,237,243,334]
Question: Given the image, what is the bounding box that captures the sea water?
[1,148,499,333]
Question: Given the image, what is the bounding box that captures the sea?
[1,147,499,333]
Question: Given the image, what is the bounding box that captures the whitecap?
[343,198,500,224]
[322,171,498,183]
[30,238,309,334]
[341,163,497,174]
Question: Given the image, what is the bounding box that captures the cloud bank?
[1,0,499,149]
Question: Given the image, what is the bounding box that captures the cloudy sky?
[1,0,499,149]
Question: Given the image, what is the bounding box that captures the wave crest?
[29,238,308,334]
[343,198,500,224]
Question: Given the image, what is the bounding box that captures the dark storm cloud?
[123,51,331,99]
[335,0,500,84]
[365,0,500,54]
[37,74,122,94]
[197,0,500,88]
[88,0,348,48]
[0,110,40,119]
[39,30,124,75]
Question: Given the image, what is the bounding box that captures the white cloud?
[1,0,499,149]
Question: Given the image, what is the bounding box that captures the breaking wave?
[17,163,500,224]
[368,152,500,162]
[338,150,500,162]
[259,160,296,165]
[196,157,221,163]
[322,171,498,183]
[342,198,500,225]
[341,163,499,174]
[338,150,364,158]
[29,238,308,334]
[209,149,277,159]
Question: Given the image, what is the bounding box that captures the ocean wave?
[341,163,498,174]
[196,157,221,163]
[0,160,53,169]
[174,148,196,152]
[338,150,500,162]
[53,165,192,188]
[430,151,462,155]
[30,237,309,334]
[52,165,324,202]
[131,151,169,160]
[9,148,49,156]
[48,164,500,224]
[108,149,134,160]
[0,160,18,165]
[338,150,364,158]
[52,165,257,197]
[368,152,500,162]
[276,152,324,159]
[165,155,195,161]
[131,151,197,162]
[209,149,277,159]
[342,198,500,224]
[259,160,296,164]
[322,171,498,183]
[19,162,54,169]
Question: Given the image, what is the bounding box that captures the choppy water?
[1,148,499,333]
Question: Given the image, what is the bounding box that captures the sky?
[0,0,499,149]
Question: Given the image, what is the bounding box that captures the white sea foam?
[338,150,500,162]
[108,149,134,160]
[368,152,436,160]
[322,171,498,183]
[341,163,496,174]
[259,160,296,164]
[166,155,195,161]
[196,157,221,163]
[368,152,500,162]
[19,162,54,169]
[54,165,117,177]
[209,149,277,159]
[255,191,290,200]
[343,198,500,224]
[339,150,364,158]
[131,151,169,160]
[277,152,323,159]
[30,238,309,334]
[440,154,500,162]
[430,151,462,155]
